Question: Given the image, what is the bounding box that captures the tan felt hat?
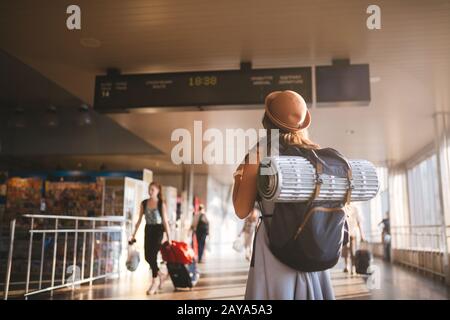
[264,90,311,132]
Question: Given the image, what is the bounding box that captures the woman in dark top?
[131,182,172,295]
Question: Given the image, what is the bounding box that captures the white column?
[434,111,450,284]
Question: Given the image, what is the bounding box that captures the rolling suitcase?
[161,241,199,290]
[354,249,372,275]
[167,261,199,290]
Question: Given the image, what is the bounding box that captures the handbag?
[126,241,140,272]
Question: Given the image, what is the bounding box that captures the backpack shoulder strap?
[344,168,353,205]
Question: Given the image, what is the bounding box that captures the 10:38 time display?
[188,76,218,87]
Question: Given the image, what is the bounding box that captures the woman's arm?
[161,202,172,242]
[358,220,366,242]
[232,150,260,219]
[131,203,144,240]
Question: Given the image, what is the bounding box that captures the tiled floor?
[22,245,450,300]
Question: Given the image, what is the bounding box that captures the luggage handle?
[162,240,176,252]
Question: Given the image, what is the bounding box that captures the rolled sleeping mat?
[257,156,379,202]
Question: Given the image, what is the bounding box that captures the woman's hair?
[262,113,320,150]
[150,181,164,207]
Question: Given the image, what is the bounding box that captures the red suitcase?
[160,241,195,264]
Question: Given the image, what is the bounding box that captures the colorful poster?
[45,180,103,216]
[6,177,42,216]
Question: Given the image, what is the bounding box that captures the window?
[438,139,450,223]
[359,167,388,243]
[403,154,443,251]
[407,155,441,226]
[388,170,410,249]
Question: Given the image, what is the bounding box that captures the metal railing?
[3,214,127,300]
[390,225,445,252]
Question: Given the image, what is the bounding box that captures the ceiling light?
[80,38,102,48]
[370,77,381,83]
[77,104,94,126]
[345,129,355,135]
[42,105,59,127]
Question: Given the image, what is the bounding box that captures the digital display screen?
[316,64,370,103]
[94,67,312,111]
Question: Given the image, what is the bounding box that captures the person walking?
[232,90,335,300]
[342,203,366,274]
[192,204,209,263]
[378,216,391,262]
[130,182,172,295]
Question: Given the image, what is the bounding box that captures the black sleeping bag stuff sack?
[259,145,353,272]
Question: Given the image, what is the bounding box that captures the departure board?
[94,67,312,111]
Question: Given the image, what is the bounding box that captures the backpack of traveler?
[258,144,352,272]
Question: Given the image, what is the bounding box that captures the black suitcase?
[167,261,199,290]
[354,249,372,275]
